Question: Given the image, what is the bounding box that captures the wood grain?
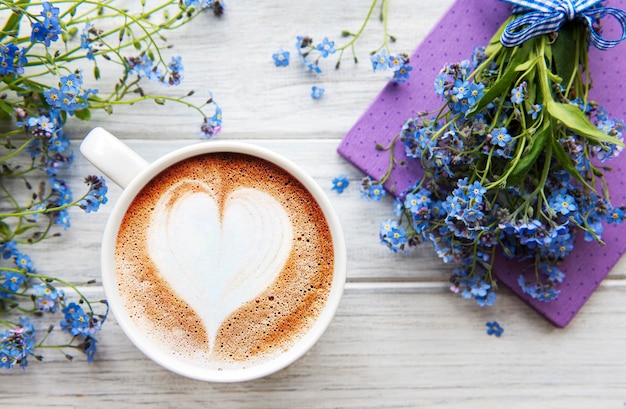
[1,0,625,407]
[2,284,626,408]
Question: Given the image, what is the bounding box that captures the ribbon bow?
[500,0,626,50]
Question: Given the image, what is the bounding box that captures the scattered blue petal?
[311,85,325,99]
[486,321,503,337]
[331,175,349,194]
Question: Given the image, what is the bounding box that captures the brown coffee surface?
[114,152,334,369]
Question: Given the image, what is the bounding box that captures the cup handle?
[80,127,150,189]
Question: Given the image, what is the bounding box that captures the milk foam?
[114,153,335,369]
[147,181,293,349]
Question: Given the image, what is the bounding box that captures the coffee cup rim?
[101,141,346,382]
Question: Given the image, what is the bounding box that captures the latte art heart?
[114,153,335,369]
[147,180,293,349]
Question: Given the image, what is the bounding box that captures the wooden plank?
[63,0,457,140]
[3,0,626,406]
[0,284,625,408]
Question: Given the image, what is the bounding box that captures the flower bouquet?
[0,0,222,369]
[353,0,626,309]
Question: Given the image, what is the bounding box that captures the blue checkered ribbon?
[500,0,626,50]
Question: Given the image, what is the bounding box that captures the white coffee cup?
[80,127,346,382]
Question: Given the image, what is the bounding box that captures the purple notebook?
[338,0,626,327]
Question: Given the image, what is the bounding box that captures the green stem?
[0,318,19,328]
[536,38,553,104]
[381,0,390,52]
[510,140,553,220]
[89,94,207,118]
[35,343,74,349]
[0,187,90,218]
[484,130,528,190]
[0,0,31,42]
[55,5,190,65]
[34,326,54,348]
[0,137,35,164]
[26,272,94,314]
[375,133,400,186]
[336,0,378,52]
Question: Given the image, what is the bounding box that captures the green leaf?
[546,101,624,146]
[551,133,593,190]
[0,221,12,240]
[19,80,44,94]
[552,22,578,86]
[154,98,165,105]
[14,224,38,236]
[3,76,43,94]
[467,43,533,117]
[514,55,541,73]
[507,121,551,186]
[0,100,15,119]
[74,108,91,121]
[546,70,563,85]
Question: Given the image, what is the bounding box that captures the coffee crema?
[114,152,334,369]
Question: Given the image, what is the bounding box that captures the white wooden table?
[2,0,626,407]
